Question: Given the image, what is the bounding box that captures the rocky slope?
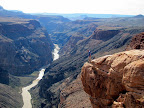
[59,16,144,56]
[0,17,53,75]
[49,20,97,47]
[126,32,144,50]
[37,15,70,34]
[0,83,23,108]
[81,50,144,108]
[59,75,92,108]
[35,30,144,107]
[60,27,144,57]
[60,29,120,56]
[31,15,144,107]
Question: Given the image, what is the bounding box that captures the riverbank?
[22,68,46,108]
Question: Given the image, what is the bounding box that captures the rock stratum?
[126,32,144,50]
[0,17,53,75]
[81,50,144,108]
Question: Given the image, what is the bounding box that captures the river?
[53,44,60,60]
[21,44,60,108]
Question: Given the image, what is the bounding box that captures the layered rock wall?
[81,50,144,108]
[0,18,53,75]
[91,29,120,41]
[126,32,144,50]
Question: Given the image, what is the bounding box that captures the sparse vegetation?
[0,5,144,108]
[34,16,144,107]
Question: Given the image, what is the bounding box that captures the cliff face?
[60,29,119,56]
[59,34,84,56]
[81,50,144,108]
[60,29,120,56]
[60,28,142,57]
[126,32,144,50]
[0,17,53,75]
[91,29,119,41]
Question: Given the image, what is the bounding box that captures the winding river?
[21,44,60,108]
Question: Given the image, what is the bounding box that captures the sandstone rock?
[126,32,144,50]
[81,50,144,108]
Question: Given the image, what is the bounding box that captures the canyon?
[22,44,59,108]
[37,29,144,108]
[0,6,144,108]
[0,8,54,108]
[0,17,53,75]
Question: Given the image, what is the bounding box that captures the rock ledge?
[81,50,144,108]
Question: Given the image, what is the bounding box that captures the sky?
[0,0,144,15]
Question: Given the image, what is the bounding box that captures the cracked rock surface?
[81,50,144,108]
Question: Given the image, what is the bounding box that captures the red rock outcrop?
[81,50,144,108]
[126,32,144,50]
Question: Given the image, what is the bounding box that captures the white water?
[21,44,60,108]
[53,44,60,61]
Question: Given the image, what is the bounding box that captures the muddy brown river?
[21,44,60,108]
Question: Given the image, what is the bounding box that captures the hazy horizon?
[0,0,144,15]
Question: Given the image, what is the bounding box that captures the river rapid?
[53,44,60,61]
[21,44,60,108]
